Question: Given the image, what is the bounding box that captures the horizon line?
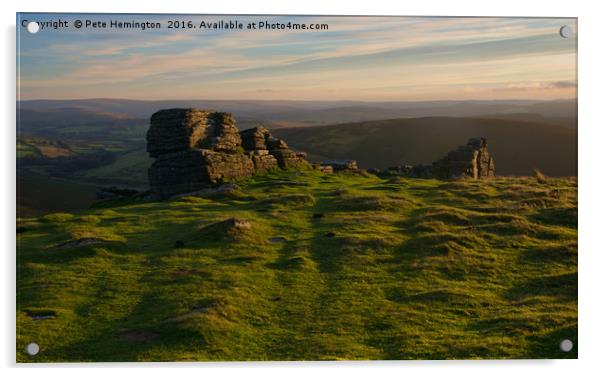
[17,97,578,103]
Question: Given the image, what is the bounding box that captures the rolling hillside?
[16,169,577,361]
[274,117,577,176]
[18,107,148,143]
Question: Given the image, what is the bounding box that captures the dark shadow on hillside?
[530,207,577,228]
[41,282,209,361]
[519,242,577,265]
[505,272,577,302]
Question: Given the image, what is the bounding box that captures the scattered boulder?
[321,159,359,172]
[316,164,334,174]
[200,218,252,239]
[388,164,415,176]
[147,111,307,198]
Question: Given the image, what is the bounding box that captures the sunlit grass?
[16,170,577,361]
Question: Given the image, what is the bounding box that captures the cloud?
[17,14,577,100]
[550,80,577,88]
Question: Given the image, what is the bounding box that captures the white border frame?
[3,1,600,375]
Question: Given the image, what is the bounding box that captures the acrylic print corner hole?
[16,13,577,362]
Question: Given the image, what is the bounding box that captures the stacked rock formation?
[239,126,307,169]
[147,109,307,198]
[432,137,494,179]
[389,137,495,179]
[239,127,279,172]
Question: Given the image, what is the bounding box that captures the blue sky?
[17,14,577,101]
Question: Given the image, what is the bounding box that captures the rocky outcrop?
[389,137,495,179]
[432,137,494,179]
[147,110,307,198]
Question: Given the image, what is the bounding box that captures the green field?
[16,169,577,361]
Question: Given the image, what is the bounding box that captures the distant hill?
[17,107,148,142]
[18,98,576,129]
[273,117,577,176]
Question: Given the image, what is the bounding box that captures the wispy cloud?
[17,14,577,100]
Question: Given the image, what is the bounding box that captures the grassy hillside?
[273,117,577,176]
[17,169,577,361]
[18,107,147,143]
[80,147,151,189]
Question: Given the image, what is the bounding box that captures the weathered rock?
[147,109,242,156]
[146,109,210,158]
[321,160,359,172]
[198,112,242,153]
[267,136,289,150]
[146,109,307,197]
[240,126,270,150]
[317,165,334,174]
[149,149,254,198]
[388,164,415,176]
[392,137,495,179]
[271,149,307,169]
[432,137,494,179]
[247,150,278,172]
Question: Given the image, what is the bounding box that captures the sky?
[17,14,577,101]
